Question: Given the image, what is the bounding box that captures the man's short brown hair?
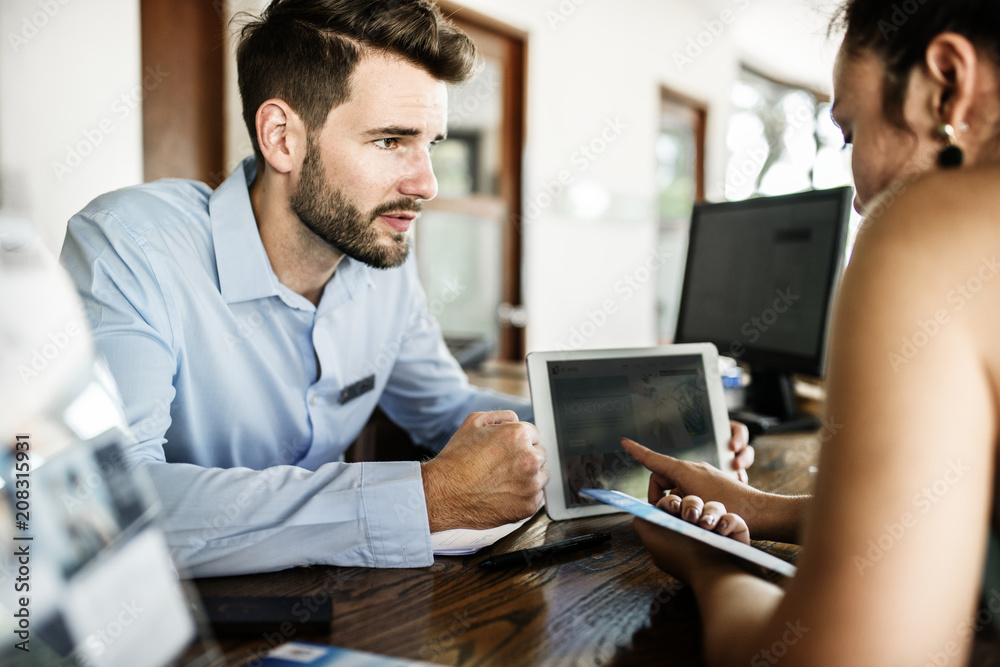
[236,0,479,164]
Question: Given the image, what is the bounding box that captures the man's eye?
[374,138,398,149]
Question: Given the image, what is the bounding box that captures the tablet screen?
[547,354,720,508]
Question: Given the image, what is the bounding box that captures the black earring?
[938,124,964,168]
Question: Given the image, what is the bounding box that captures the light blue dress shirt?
[59,157,531,577]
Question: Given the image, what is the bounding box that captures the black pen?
[478,532,612,570]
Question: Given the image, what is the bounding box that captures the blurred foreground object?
[0,216,215,666]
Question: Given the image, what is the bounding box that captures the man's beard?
[289,141,418,269]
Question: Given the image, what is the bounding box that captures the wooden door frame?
[660,85,707,204]
[140,0,226,184]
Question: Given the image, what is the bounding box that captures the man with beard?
[58,0,549,577]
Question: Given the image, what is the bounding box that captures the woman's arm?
[637,171,1000,665]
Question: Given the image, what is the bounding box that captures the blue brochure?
[580,488,797,577]
[259,642,432,666]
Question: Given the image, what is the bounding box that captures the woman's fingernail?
[684,507,697,522]
[702,515,716,527]
[718,519,729,531]
[670,498,681,512]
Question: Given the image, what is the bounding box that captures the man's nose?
[399,149,437,201]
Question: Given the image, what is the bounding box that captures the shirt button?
[310,395,318,406]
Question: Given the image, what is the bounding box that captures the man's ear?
[255,99,307,174]
[924,32,979,129]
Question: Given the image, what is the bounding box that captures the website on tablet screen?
[547,355,719,507]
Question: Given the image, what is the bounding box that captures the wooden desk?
[193,426,818,666]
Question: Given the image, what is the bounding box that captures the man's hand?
[422,411,549,532]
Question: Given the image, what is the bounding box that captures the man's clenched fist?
[422,411,549,532]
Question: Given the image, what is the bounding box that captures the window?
[725,66,861,255]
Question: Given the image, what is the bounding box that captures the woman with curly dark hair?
[627,2,1000,663]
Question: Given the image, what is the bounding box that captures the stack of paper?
[430,517,530,556]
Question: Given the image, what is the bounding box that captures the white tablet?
[580,489,796,577]
[526,344,736,521]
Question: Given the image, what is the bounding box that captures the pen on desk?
[478,532,612,570]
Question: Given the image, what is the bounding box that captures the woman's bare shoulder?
[847,164,1000,394]
[858,165,1000,255]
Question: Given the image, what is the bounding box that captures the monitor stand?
[729,368,819,436]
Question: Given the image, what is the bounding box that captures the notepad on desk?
[430,517,530,556]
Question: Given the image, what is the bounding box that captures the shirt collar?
[210,157,376,310]
[210,157,281,304]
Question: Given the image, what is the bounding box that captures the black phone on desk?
[199,596,332,638]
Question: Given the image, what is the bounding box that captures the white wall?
[0,0,143,252]
[454,0,841,353]
[0,0,841,353]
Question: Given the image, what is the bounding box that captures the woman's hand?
[621,437,765,519]
[621,436,805,543]
[656,493,750,544]
[633,495,750,582]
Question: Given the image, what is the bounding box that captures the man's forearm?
[144,458,434,575]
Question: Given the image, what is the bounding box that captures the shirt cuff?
[360,461,434,568]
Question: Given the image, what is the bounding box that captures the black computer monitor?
[674,186,853,432]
